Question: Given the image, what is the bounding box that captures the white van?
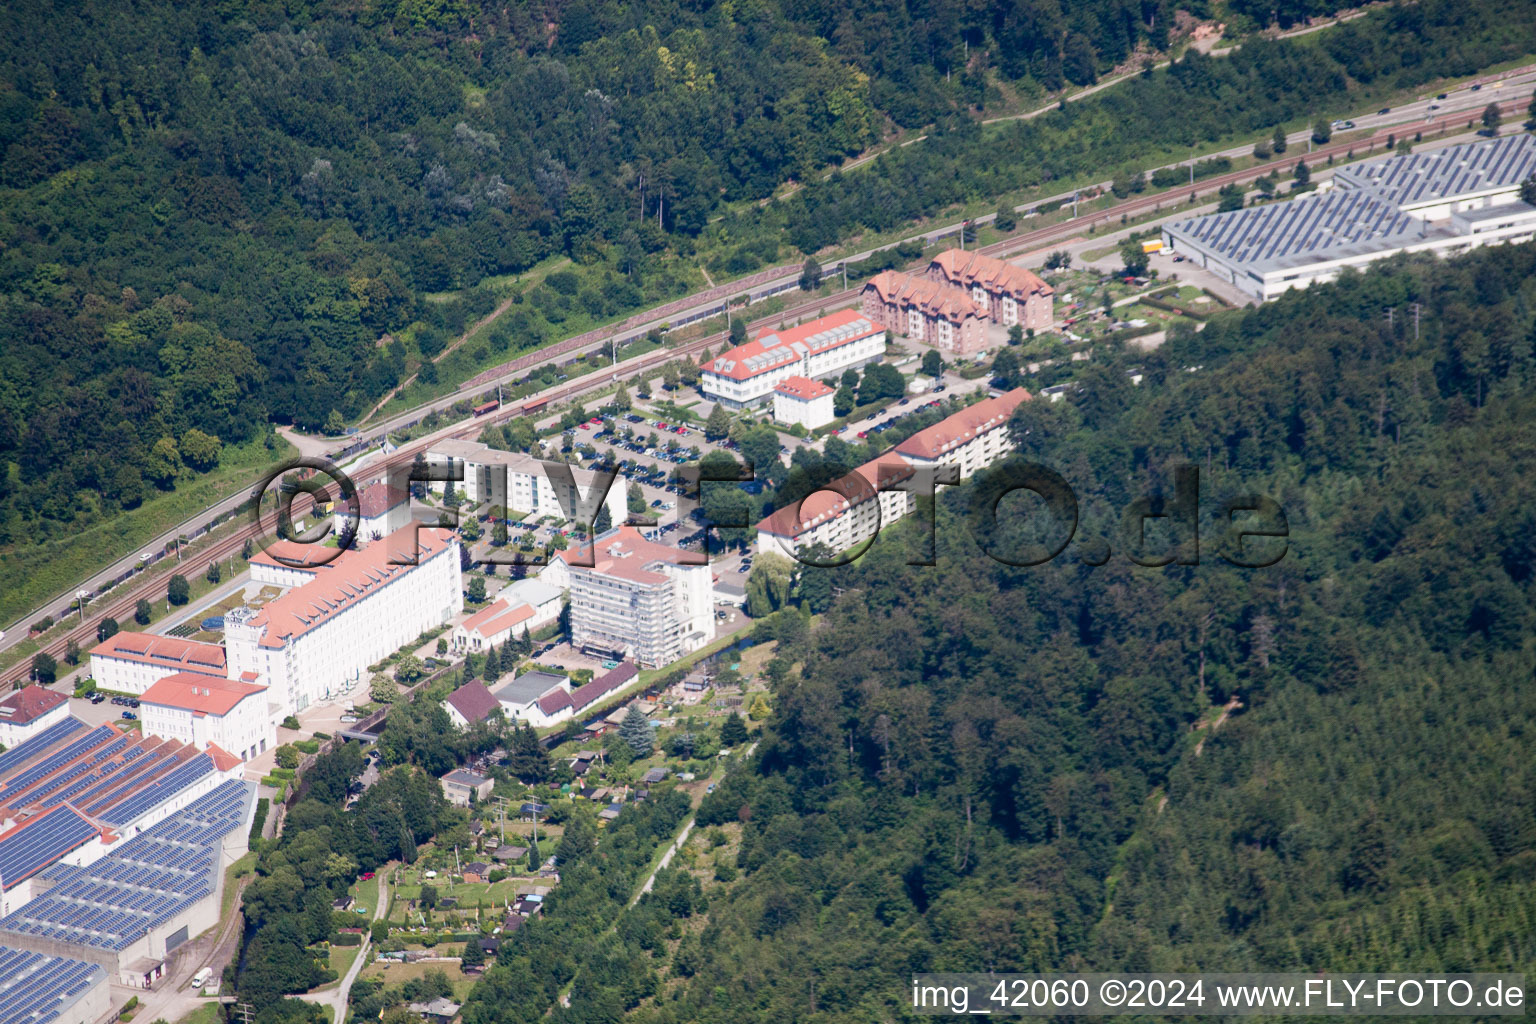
[192,968,212,989]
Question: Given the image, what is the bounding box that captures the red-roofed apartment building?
[772,376,836,431]
[140,673,274,763]
[542,526,714,668]
[861,249,1054,356]
[700,309,886,408]
[0,687,68,749]
[90,633,228,697]
[756,389,1031,557]
[225,523,463,715]
[926,250,1054,332]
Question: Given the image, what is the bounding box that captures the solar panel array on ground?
[0,780,252,952]
[0,717,218,833]
[0,946,103,1024]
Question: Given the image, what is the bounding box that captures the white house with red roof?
[700,309,886,409]
[451,579,562,655]
[332,481,411,546]
[543,526,713,668]
[225,523,463,715]
[0,687,68,749]
[772,376,836,431]
[89,633,228,696]
[755,389,1031,557]
[139,673,274,764]
[443,680,502,731]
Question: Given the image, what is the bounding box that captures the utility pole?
[76,590,87,622]
[1410,302,1422,341]
[235,1004,255,1024]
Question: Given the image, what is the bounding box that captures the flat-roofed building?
[700,309,887,409]
[440,769,494,807]
[546,527,713,669]
[772,376,837,431]
[0,947,107,1024]
[491,671,572,729]
[0,688,68,750]
[423,440,626,525]
[224,524,462,715]
[139,673,274,764]
[89,634,226,697]
[1162,135,1536,301]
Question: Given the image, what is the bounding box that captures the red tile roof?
[91,633,227,676]
[774,375,834,400]
[351,481,410,518]
[0,686,67,725]
[445,680,501,724]
[702,309,883,382]
[250,539,336,572]
[894,388,1031,460]
[864,271,981,323]
[559,525,703,585]
[756,456,913,539]
[204,743,244,771]
[250,525,456,649]
[928,249,1053,300]
[141,673,265,716]
[460,599,534,639]
[536,689,574,716]
[569,662,637,713]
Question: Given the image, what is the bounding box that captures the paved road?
[302,870,391,1021]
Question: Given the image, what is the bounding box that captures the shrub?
[331,932,363,946]
[248,797,270,843]
[274,744,301,769]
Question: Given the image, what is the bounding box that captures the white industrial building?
[225,524,463,715]
[756,389,1032,558]
[424,440,627,526]
[700,309,887,409]
[544,526,714,668]
[1162,134,1536,301]
[772,376,837,431]
[139,673,275,764]
[0,688,69,750]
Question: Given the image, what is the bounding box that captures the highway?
[2,76,1532,675]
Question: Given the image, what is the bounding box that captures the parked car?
[89,693,105,704]
[1378,107,1391,114]
[120,712,136,720]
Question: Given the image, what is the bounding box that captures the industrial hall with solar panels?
[1161,134,1536,301]
[0,716,255,1024]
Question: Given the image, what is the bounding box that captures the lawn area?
[173,1003,223,1024]
[325,941,364,983]
[0,435,295,628]
[357,960,479,1002]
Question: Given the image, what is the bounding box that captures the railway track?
[10,105,1526,689]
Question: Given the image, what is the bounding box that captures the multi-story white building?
[700,309,887,409]
[1162,134,1536,301]
[139,673,274,764]
[773,376,837,431]
[90,634,227,696]
[224,524,463,715]
[0,688,68,749]
[756,388,1032,557]
[424,440,626,526]
[545,526,714,668]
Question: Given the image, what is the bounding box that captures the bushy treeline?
[616,244,1536,1022]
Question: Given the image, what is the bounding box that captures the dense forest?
[483,245,1536,1022]
[6,0,1533,562]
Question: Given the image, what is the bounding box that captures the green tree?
[921,350,943,378]
[728,317,749,347]
[793,553,835,613]
[468,576,487,603]
[746,553,795,617]
[134,598,151,625]
[145,437,182,489]
[483,644,502,684]
[180,428,223,471]
[32,652,56,684]
[274,745,301,770]
[1311,119,1332,145]
[461,936,485,968]
[1272,124,1288,154]
[1482,102,1502,135]
[627,482,647,515]
[1216,183,1245,212]
[461,517,482,542]
[1520,174,1536,205]
[620,705,653,757]
[64,639,80,665]
[1120,241,1149,276]
[167,574,190,606]
[720,713,749,747]
[1293,159,1311,187]
[97,616,119,642]
[799,257,822,291]
[526,841,541,872]
[395,654,425,682]
[595,504,612,533]
[206,560,222,584]
[371,675,398,703]
[705,404,732,441]
[994,204,1017,233]
[611,381,631,411]
[833,384,855,417]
